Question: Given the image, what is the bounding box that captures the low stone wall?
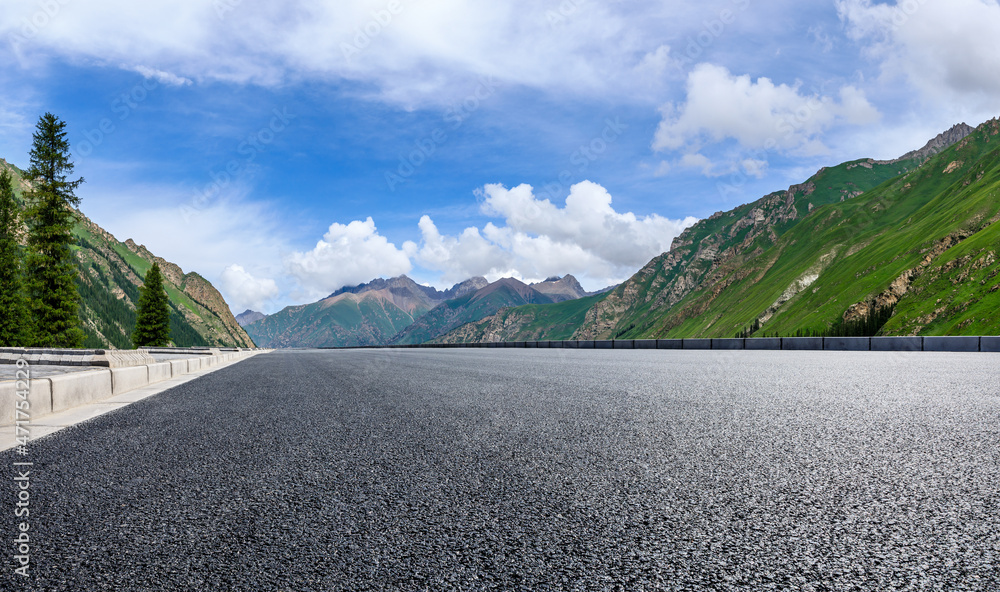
[0,349,267,426]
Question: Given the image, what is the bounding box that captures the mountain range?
[1,157,254,349]
[242,274,601,348]
[437,120,1000,343]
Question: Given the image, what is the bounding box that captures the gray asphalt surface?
[3,349,998,591]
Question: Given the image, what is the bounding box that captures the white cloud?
[653,63,880,155]
[679,153,716,176]
[411,181,698,290]
[837,0,1000,112]
[78,180,293,314]
[220,264,279,312]
[406,216,512,286]
[285,217,412,299]
[127,65,193,86]
[0,1,723,106]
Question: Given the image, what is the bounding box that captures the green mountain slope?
[2,157,254,349]
[391,278,555,345]
[244,275,490,348]
[245,290,430,348]
[433,291,604,343]
[437,121,997,342]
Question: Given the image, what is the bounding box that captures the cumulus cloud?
[285,217,411,299]
[652,63,880,155]
[220,264,279,312]
[411,181,698,289]
[837,0,1000,110]
[406,217,513,286]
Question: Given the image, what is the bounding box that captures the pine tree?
[132,262,171,347]
[24,113,85,348]
[0,170,30,346]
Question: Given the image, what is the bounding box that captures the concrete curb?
[1,349,269,427]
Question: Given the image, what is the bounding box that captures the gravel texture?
[3,349,998,591]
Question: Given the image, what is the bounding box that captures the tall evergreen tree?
[24,113,85,348]
[133,262,171,347]
[0,170,30,346]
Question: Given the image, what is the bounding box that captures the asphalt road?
[3,349,998,591]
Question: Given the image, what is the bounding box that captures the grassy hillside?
[245,293,431,348]
[434,292,603,343]
[436,121,999,343]
[2,158,254,349]
[638,118,1000,338]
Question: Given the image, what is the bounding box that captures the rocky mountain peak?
[235,310,267,327]
[892,123,976,163]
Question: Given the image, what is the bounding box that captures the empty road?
[3,349,999,591]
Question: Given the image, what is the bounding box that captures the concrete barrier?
[924,336,980,352]
[594,340,613,349]
[111,366,149,395]
[50,369,113,414]
[0,349,268,427]
[168,359,187,376]
[578,341,596,349]
[871,337,922,351]
[656,339,683,349]
[613,340,635,349]
[0,377,52,424]
[635,340,657,349]
[682,339,712,350]
[711,339,744,350]
[824,337,870,351]
[745,338,781,350]
[147,362,172,384]
[782,337,823,350]
[981,337,1000,352]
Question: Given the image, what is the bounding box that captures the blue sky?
[2,0,999,313]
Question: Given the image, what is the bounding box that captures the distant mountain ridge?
[529,274,591,302]
[235,310,266,327]
[437,120,999,343]
[243,274,596,348]
[388,278,555,346]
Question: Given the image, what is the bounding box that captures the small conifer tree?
[132,262,171,347]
